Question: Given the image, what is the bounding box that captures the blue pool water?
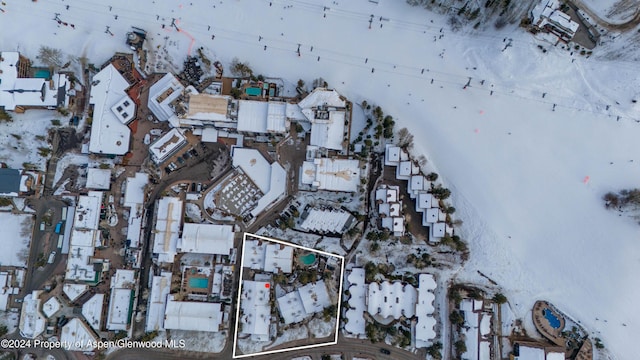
[34,69,51,79]
[189,278,209,289]
[543,308,561,329]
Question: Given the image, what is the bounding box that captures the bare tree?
[37,46,63,69]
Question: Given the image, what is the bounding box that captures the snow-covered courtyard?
[0,212,34,267]
[1,0,640,358]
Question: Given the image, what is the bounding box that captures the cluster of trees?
[407,252,432,269]
[429,184,452,200]
[603,189,640,209]
[0,109,13,123]
[230,57,254,77]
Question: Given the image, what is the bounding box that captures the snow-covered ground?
[580,0,639,23]
[2,0,640,358]
[153,329,226,353]
[0,110,55,171]
[0,212,33,267]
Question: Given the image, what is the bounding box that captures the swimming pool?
[300,253,316,265]
[543,308,561,329]
[34,69,51,79]
[189,277,209,289]
[245,87,261,96]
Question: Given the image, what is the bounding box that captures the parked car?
[380,348,391,355]
[177,156,185,164]
[183,151,192,159]
[149,129,163,136]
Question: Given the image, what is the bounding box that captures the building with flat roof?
[19,290,46,339]
[531,0,579,42]
[152,197,183,264]
[42,297,61,318]
[0,52,70,111]
[0,168,22,196]
[242,240,293,273]
[149,128,187,164]
[85,168,111,190]
[106,269,135,331]
[239,280,271,341]
[231,147,286,217]
[299,208,354,234]
[63,284,88,302]
[146,272,172,332]
[163,295,223,332]
[82,293,104,332]
[344,268,366,336]
[178,223,234,255]
[66,192,103,282]
[88,64,134,155]
[368,281,417,319]
[0,272,18,311]
[298,280,331,315]
[61,318,97,351]
[264,243,293,273]
[148,73,185,123]
[123,173,148,248]
[376,185,405,236]
[297,88,347,151]
[276,291,306,325]
[301,157,360,192]
[237,100,289,134]
[415,274,437,346]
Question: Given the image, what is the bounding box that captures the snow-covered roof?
[148,73,184,122]
[86,168,111,190]
[416,193,434,211]
[531,0,579,38]
[66,192,103,282]
[0,272,16,311]
[149,128,187,164]
[460,299,480,360]
[301,158,360,192]
[546,352,565,360]
[163,296,223,332]
[236,100,288,133]
[63,283,89,302]
[232,147,287,217]
[74,192,102,230]
[415,274,436,345]
[408,175,425,197]
[309,110,345,150]
[89,64,133,155]
[232,147,271,192]
[297,88,347,150]
[124,172,148,207]
[0,52,70,111]
[61,318,97,351]
[264,243,293,273]
[345,268,366,336]
[277,291,306,324]
[299,280,331,315]
[300,208,353,233]
[42,296,61,318]
[285,102,306,121]
[153,197,183,263]
[298,88,346,109]
[431,222,448,239]
[384,145,401,166]
[240,280,271,340]
[178,223,234,255]
[243,239,267,271]
[201,127,219,142]
[515,345,545,360]
[19,290,46,339]
[368,281,417,319]
[106,269,135,331]
[146,272,172,332]
[82,293,104,332]
[110,95,136,124]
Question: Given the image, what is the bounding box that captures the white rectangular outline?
[232,232,345,358]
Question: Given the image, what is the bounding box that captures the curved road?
[567,0,640,31]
